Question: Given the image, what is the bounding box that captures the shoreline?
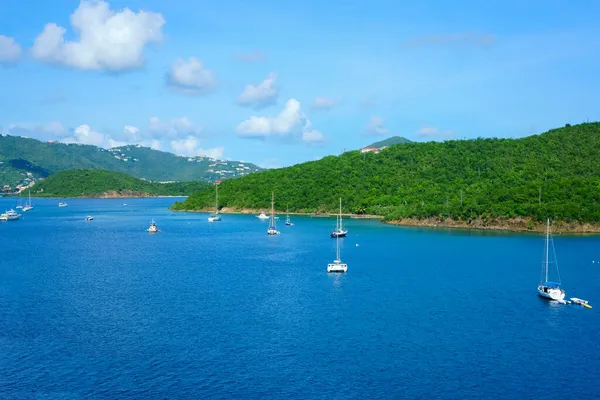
[385,217,600,234]
[170,206,383,219]
[171,207,600,234]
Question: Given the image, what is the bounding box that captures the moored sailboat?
[267,192,280,235]
[537,219,565,301]
[330,197,348,238]
[328,233,347,273]
[22,189,33,212]
[208,182,222,222]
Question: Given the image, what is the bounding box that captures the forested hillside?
[32,170,208,197]
[0,135,261,187]
[171,123,600,224]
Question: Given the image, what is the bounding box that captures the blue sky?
[1,0,599,168]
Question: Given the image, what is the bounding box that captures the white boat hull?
[208,216,221,222]
[537,286,565,301]
[267,229,280,235]
[328,261,347,273]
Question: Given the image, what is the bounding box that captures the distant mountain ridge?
[367,136,412,148]
[0,135,262,189]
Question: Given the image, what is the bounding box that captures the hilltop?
[31,169,208,198]
[0,135,262,189]
[171,123,600,232]
[367,136,412,148]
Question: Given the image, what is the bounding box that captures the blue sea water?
[1,197,599,399]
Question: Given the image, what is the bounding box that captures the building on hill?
[360,146,380,154]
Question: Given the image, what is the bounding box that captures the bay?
[1,198,599,399]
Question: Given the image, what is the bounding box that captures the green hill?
[367,136,412,148]
[171,123,600,227]
[32,169,208,197]
[0,135,262,189]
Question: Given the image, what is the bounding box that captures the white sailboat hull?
[537,286,565,301]
[208,215,221,222]
[328,260,347,273]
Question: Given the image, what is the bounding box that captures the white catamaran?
[208,183,221,222]
[330,197,348,238]
[328,232,348,273]
[537,219,566,301]
[267,192,280,235]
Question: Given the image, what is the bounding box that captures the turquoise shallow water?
[1,197,599,399]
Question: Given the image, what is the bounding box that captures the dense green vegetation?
[367,136,412,148]
[0,135,261,187]
[172,123,600,223]
[32,169,208,197]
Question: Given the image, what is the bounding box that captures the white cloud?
[148,116,203,139]
[236,98,302,138]
[233,51,266,62]
[0,35,22,64]
[236,98,325,144]
[366,116,390,135]
[417,127,455,139]
[165,57,217,95]
[62,124,127,148]
[237,72,278,109]
[302,120,325,143]
[170,136,224,159]
[31,0,164,71]
[311,97,337,111]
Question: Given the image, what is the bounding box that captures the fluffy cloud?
[236,99,325,144]
[31,0,164,71]
[0,35,22,64]
[302,120,325,144]
[365,116,390,135]
[233,51,266,62]
[236,98,302,138]
[417,127,455,140]
[62,124,127,148]
[170,136,224,159]
[149,116,203,139]
[165,57,217,95]
[237,73,278,109]
[404,33,496,48]
[311,97,338,111]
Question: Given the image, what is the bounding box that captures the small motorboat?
[257,212,269,220]
[58,202,68,207]
[147,219,161,233]
[570,298,592,309]
[85,216,94,221]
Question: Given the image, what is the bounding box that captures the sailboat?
[537,219,566,301]
[22,189,33,212]
[267,192,280,235]
[285,206,293,226]
[15,192,23,209]
[328,234,348,273]
[208,183,221,222]
[330,197,348,238]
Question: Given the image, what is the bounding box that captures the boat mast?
[215,184,219,215]
[336,234,340,261]
[271,192,275,227]
[545,218,549,282]
[338,197,342,230]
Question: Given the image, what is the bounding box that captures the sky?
[1,0,599,168]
